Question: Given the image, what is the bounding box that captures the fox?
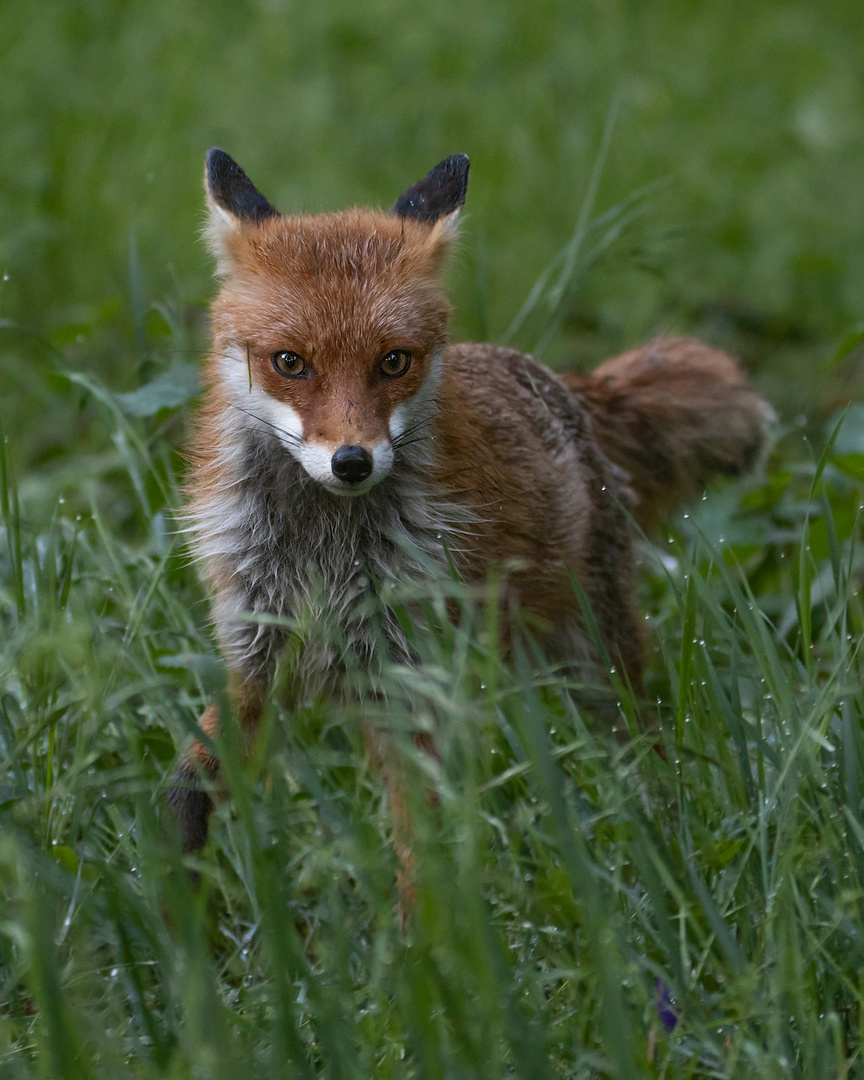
[168,149,772,859]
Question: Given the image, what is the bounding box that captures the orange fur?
[563,336,774,531]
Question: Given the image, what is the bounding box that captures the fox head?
[203,149,469,496]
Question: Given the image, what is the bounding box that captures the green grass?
[2,372,864,1077]
[3,1,864,1076]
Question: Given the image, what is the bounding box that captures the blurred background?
[3,9,864,1071]
[2,0,863,501]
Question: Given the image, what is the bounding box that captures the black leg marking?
[166,764,214,853]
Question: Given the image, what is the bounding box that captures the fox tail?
[563,336,774,530]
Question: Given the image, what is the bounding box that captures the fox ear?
[390,155,469,237]
[204,148,278,272]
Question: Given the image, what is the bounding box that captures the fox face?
[204,151,469,496]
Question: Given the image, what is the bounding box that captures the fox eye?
[379,350,412,378]
[271,351,308,378]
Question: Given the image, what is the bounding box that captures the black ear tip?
[390,154,471,224]
[440,154,470,199]
[205,147,241,193]
[205,149,225,194]
[204,147,278,223]
[206,146,230,170]
[205,147,232,193]
[445,153,470,178]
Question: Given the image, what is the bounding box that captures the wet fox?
[168,150,771,854]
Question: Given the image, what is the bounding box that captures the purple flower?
[655,978,678,1032]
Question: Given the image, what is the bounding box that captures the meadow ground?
[2,1,864,1076]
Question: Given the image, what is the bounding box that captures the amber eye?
[379,350,412,378]
[271,351,308,378]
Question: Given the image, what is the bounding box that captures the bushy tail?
[562,336,774,530]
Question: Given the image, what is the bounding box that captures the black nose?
[331,444,373,484]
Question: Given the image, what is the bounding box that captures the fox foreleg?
[363,723,441,921]
[166,679,266,854]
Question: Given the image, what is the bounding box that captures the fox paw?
[166,767,214,853]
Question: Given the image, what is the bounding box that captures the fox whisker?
[391,435,431,452]
[226,401,303,446]
[391,415,437,448]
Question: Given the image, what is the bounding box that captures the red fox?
[168,150,772,855]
